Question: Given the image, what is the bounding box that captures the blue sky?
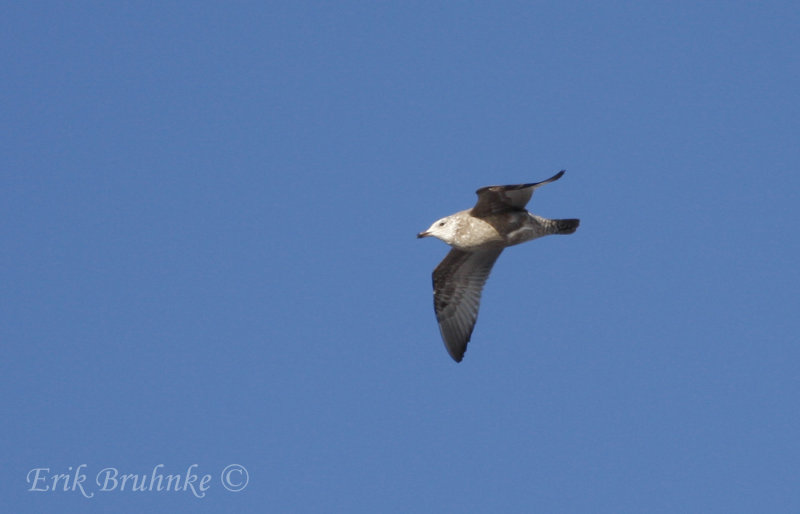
[3,2,799,512]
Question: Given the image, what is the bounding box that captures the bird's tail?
[548,218,580,235]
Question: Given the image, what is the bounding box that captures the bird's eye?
[438,222,445,227]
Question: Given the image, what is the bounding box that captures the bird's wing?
[471,170,565,217]
[432,247,503,362]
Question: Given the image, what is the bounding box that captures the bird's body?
[418,170,579,362]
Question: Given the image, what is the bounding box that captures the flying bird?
[417,170,579,362]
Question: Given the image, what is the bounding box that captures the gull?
[417,170,579,362]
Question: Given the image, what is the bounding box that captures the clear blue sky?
[3,2,799,512]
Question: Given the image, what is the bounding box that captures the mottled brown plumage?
[418,171,579,362]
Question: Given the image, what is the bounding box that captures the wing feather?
[471,170,565,217]
[432,248,503,362]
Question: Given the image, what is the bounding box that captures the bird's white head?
[417,214,460,245]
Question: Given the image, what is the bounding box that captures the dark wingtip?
[527,170,566,189]
[447,341,467,362]
[443,338,467,362]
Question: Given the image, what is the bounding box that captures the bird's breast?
[452,216,504,250]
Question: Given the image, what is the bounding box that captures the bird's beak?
[417,230,430,239]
